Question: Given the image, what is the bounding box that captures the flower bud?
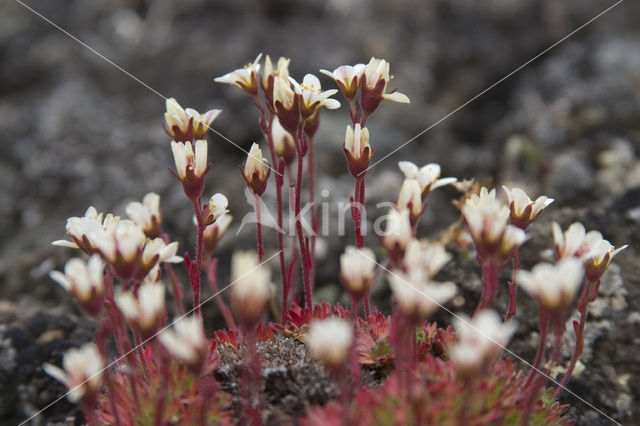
[272,75,300,133]
[397,178,423,221]
[262,55,291,106]
[271,116,296,165]
[230,251,271,326]
[382,209,412,264]
[242,143,270,196]
[339,246,376,301]
[306,317,353,368]
[343,124,372,177]
[171,140,209,200]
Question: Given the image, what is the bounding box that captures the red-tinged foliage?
[302,356,573,426]
[96,343,232,425]
[274,302,349,339]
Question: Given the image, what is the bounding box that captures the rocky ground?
[1,0,639,424]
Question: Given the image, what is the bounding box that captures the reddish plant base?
[94,304,572,425]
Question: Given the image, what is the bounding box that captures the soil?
[1,0,639,424]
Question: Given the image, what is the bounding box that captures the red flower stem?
[348,99,359,125]
[80,400,100,426]
[190,197,205,319]
[353,176,364,249]
[165,262,185,316]
[103,369,122,426]
[95,315,122,426]
[255,97,289,322]
[308,135,317,292]
[133,331,150,377]
[241,325,263,425]
[294,126,313,309]
[506,247,520,321]
[358,178,371,319]
[255,193,264,262]
[553,280,595,398]
[153,349,170,426]
[473,258,502,317]
[106,300,139,409]
[205,257,236,330]
[525,305,549,388]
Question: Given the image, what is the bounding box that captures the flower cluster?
[42,52,629,426]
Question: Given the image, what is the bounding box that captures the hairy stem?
[506,247,520,321]
[190,197,205,319]
[255,193,264,262]
[206,258,236,330]
[525,305,549,388]
[553,280,595,398]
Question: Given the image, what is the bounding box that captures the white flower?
[452,310,516,373]
[208,193,229,221]
[214,53,262,95]
[171,140,208,180]
[126,192,162,238]
[502,186,553,229]
[580,230,628,281]
[273,75,297,111]
[339,246,376,299]
[389,270,456,319]
[115,281,166,335]
[398,161,457,194]
[230,251,271,324]
[50,255,104,315]
[271,116,295,160]
[158,316,207,372]
[397,178,422,218]
[164,98,190,138]
[382,209,413,257]
[517,259,584,309]
[203,214,233,253]
[242,143,270,196]
[185,107,221,139]
[164,98,221,140]
[344,123,371,161]
[288,73,340,117]
[319,64,365,100]
[43,343,103,403]
[52,206,120,253]
[142,238,182,266]
[93,219,146,265]
[552,222,586,259]
[361,57,410,104]
[404,239,451,279]
[306,317,353,367]
[462,187,524,259]
[262,55,290,88]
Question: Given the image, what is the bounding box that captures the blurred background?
[1,0,640,424]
